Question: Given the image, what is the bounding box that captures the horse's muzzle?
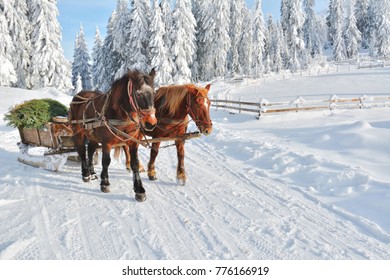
[141,110,157,131]
[143,121,157,131]
[200,125,213,136]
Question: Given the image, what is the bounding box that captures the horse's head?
[129,68,158,131]
[186,84,213,136]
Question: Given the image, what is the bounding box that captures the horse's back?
[70,91,103,120]
[71,90,102,103]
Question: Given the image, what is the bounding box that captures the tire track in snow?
[144,143,281,259]
[184,137,389,259]
[27,179,64,259]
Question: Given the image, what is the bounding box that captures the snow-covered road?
[0,113,389,259]
[1,67,389,259]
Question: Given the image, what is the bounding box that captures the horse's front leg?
[100,143,112,193]
[175,140,186,186]
[147,142,161,180]
[129,142,146,202]
[73,135,91,182]
[87,141,98,180]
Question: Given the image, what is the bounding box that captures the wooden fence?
[211,95,390,118]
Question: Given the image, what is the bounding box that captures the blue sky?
[58,0,329,60]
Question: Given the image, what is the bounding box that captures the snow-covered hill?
[0,67,389,260]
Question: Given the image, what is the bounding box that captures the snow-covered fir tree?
[72,25,92,92]
[229,0,245,76]
[101,11,121,91]
[191,0,203,80]
[367,0,378,57]
[29,0,72,91]
[344,0,361,59]
[128,0,151,71]
[303,0,324,59]
[329,0,346,61]
[0,0,17,86]
[280,0,289,35]
[355,0,370,49]
[112,0,131,78]
[376,0,390,57]
[159,0,175,79]
[193,0,213,81]
[274,22,285,73]
[8,0,32,88]
[148,0,173,85]
[75,74,82,94]
[238,6,253,76]
[265,15,283,74]
[264,15,274,74]
[326,0,334,47]
[171,0,197,83]
[252,0,266,77]
[281,0,306,71]
[212,0,231,78]
[315,15,328,54]
[92,27,104,90]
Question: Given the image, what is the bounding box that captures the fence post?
[258,98,262,119]
[239,96,243,114]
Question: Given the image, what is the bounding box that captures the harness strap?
[103,120,148,147]
[70,118,138,129]
[157,117,189,126]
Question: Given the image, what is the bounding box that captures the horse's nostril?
[144,122,156,131]
[203,128,212,136]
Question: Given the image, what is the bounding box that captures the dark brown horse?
[69,69,157,202]
[120,84,212,186]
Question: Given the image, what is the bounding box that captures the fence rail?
[211,95,390,118]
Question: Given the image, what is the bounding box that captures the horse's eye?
[196,97,203,105]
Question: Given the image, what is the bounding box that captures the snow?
[0,67,389,260]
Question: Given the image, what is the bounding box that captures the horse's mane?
[110,69,154,101]
[156,85,191,117]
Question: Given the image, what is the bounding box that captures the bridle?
[186,91,212,128]
[127,79,156,125]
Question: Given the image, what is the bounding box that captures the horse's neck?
[105,91,130,120]
[157,94,188,121]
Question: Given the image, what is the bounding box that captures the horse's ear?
[149,68,156,78]
[205,84,211,91]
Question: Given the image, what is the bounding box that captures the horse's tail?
[113,146,121,160]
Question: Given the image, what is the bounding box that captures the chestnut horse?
[120,84,212,186]
[69,69,157,202]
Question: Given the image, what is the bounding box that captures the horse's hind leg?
[129,142,146,202]
[147,142,161,180]
[87,141,98,180]
[123,145,145,172]
[176,140,186,186]
[100,143,112,193]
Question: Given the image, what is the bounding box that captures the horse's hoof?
[90,174,98,180]
[148,175,158,181]
[177,178,186,186]
[100,185,110,193]
[82,176,91,182]
[135,193,146,202]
